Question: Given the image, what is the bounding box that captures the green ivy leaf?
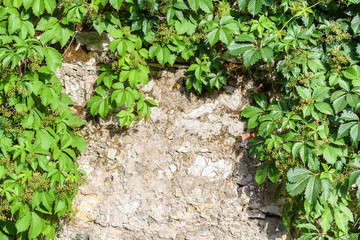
[337,122,356,139]
[351,14,360,34]
[32,0,45,16]
[322,145,338,164]
[23,0,34,9]
[296,86,311,99]
[286,167,311,196]
[312,87,329,101]
[43,47,62,72]
[44,0,56,14]
[15,212,31,232]
[8,14,20,35]
[255,162,268,184]
[332,95,347,114]
[314,102,333,115]
[268,164,280,183]
[109,0,124,10]
[334,209,348,232]
[207,29,220,46]
[241,106,263,118]
[260,46,273,62]
[243,48,262,67]
[343,65,360,82]
[350,124,360,146]
[307,59,323,73]
[341,110,359,121]
[219,28,233,45]
[28,212,43,239]
[187,0,199,11]
[226,42,253,56]
[199,0,213,13]
[247,0,263,15]
[320,207,333,233]
[254,93,267,110]
[156,46,170,66]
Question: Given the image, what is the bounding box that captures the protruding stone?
[74,194,103,222]
[107,148,117,159]
[247,209,266,219]
[75,32,111,52]
[169,164,177,172]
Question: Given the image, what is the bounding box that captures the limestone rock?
[56,64,287,240]
[75,32,111,52]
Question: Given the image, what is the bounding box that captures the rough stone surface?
[75,32,112,52]
[55,39,287,240]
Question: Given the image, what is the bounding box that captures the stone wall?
[55,41,288,240]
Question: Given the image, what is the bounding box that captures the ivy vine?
[1,0,360,239]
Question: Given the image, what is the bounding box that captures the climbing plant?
[239,1,360,239]
[1,0,360,239]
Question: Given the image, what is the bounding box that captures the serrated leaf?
[320,207,333,233]
[296,223,319,232]
[207,29,220,46]
[351,14,360,34]
[321,178,332,201]
[332,95,347,114]
[334,209,348,232]
[219,28,233,45]
[312,87,329,101]
[99,100,109,118]
[255,162,268,184]
[23,0,34,9]
[338,122,356,139]
[268,164,280,183]
[234,34,256,42]
[247,0,263,15]
[341,110,359,121]
[199,0,213,13]
[323,146,338,164]
[109,0,124,10]
[287,167,311,182]
[144,98,157,107]
[339,203,354,222]
[44,0,56,14]
[187,0,199,11]
[292,142,303,159]
[238,0,248,10]
[8,14,20,35]
[33,0,45,16]
[343,65,360,80]
[243,48,262,67]
[286,176,310,196]
[241,106,263,118]
[55,200,66,213]
[43,47,62,72]
[314,102,333,115]
[254,93,267,110]
[28,212,42,239]
[350,124,360,145]
[305,176,321,205]
[307,59,323,73]
[15,212,31,232]
[349,169,360,187]
[260,46,273,62]
[296,86,311,99]
[156,46,170,66]
[226,42,253,56]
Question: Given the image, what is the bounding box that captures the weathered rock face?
[55,48,288,240]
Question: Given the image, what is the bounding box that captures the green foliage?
[0,66,86,239]
[240,1,360,238]
[2,0,360,239]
